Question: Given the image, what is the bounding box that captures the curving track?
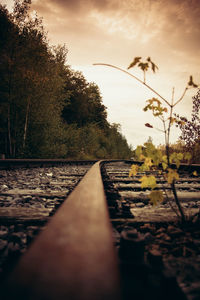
[0,159,199,300]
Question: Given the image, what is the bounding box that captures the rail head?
[1,161,121,300]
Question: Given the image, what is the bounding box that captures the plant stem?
[161,177,180,218]
[162,119,167,150]
[165,89,175,165]
[144,70,146,84]
[171,180,186,222]
[94,62,187,222]
[174,87,188,107]
[93,63,171,107]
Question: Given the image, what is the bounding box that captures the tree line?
[0,0,132,159]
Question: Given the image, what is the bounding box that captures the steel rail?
[0,159,133,169]
[1,161,121,300]
[0,159,97,169]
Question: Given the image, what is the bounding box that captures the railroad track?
[0,160,199,300]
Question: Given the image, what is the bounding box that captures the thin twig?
[171,180,186,222]
[174,87,188,107]
[160,173,180,218]
[93,63,171,107]
[171,87,175,106]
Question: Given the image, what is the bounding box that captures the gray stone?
[1,184,8,190]
[135,202,145,207]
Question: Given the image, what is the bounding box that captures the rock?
[46,172,53,177]
[0,229,8,238]
[183,246,195,257]
[7,242,20,252]
[186,281,200,300]
[0,240,7,251]
[9,225,15,232]
[147,249,163,269]
[23,196,32,202]
[156,227,166,234]
[157,240,172,249]
[119,229,145,263]
[143,232,154,243]
[140,223,155,233]
[1,184,8,190]
[171,247,183,257]
[167,225,183,237]
[10,232,26,244]
[135,202,145,207]
[156,232,171,241]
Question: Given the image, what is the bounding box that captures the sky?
[1,0,200,148]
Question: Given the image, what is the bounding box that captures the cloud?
[4,0,200,60]
[32,0,119,16]
[17,0,200,145]
[1,0,199,147]
[31,0,200,55]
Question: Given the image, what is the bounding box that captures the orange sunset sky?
[1,0,200,147]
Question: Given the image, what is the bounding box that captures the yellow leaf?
[144,157,153,167]
[169,152,183,168]
[162,155,168,170]
[169,117,176,124]
[166,168,179,184]
[179,120,185,126]
[149,190,164,206]
[162,162,168,170]
[135,145,143,159]
[140,154,145,161]
[142,156,153,171]
[177,153,183,161]
[139,163,149,172]
[162,155,167,161]
[129,165,139,177]
[139,175,148,188]
[193,171,198,176]
[140,175,157,189]
[184,152,192,162]
[148,176,157,189]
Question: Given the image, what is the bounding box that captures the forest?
[0,1,132,159]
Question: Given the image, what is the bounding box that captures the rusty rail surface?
[1,161,121,300]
